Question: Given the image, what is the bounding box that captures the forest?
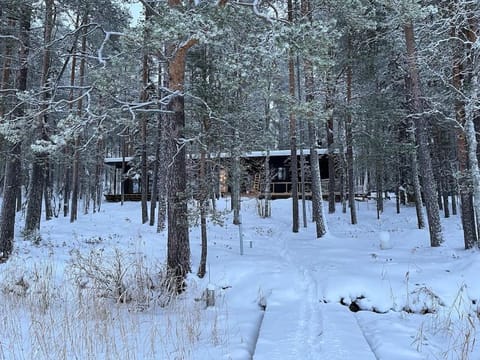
[0,0,479,292]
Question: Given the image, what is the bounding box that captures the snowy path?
[318,303,377,360]
[252,231,377,360]
[219,199,480,359]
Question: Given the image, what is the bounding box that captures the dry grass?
[0,253,229,360]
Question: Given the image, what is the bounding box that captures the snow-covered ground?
[0,197,479,359]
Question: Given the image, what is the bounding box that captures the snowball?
[379,231,392,250]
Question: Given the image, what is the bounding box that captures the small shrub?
[68,248,172,308]
[21,229,42,245]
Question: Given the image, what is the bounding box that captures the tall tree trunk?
[231,149,241,225]
[0,17,14,116]
[326,77,336,214]
[463,18,480,245]
[465,80,480,244]
[404,75,425,229]
[288,0,299,233]
[94,137,104,213]
[62,15,80,218]
[25,159,46,236]
[0,142,21,259]
[70,12,87,222]
[140,103,149,224]
[304,56,326,237]
[295,56,307,228]
[63,161,71,217]
[375,159,383,219]
[404,22,443,247]
[70,135,80,222]
[44,159,53,220]
[140,4,153,224]
[156,60,168,232]
[411,149,426,229]
[198,83,211,276]
[25,0,55,236]
[166,38,196,291]
[0,4,31,259]
[452,23,478,249]
[149,123,160,227]
[150,60,163,227]
[442,178,450,218]
[262,73,273,218]
[157,123,167,232]
[262,153,272,218]
[197,147,208,278]
[83,173,91,215]
[345,36,357,225]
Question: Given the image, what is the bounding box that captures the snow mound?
[379,231,392,250]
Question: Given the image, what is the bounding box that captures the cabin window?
[132,179,140,193]
[277,167,287,181]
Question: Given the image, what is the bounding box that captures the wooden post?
[206,284,215,307]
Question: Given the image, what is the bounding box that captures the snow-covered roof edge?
[104,148,328,164]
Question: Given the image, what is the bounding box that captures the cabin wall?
[104,152,332,201]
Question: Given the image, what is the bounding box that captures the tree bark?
[231,148,241,225]
[140,4,153,224]
[70,12,87,222]
[0,142,21,259]
[44,159,53,220]
[0,17,15,116]
[197,147,208,278]
[25,0,55,236]
[375,158,384,219]
[304,56,326,237]
[166,38,196,291]
[140,92,149,224]
[62,15,80,218]
[25,159,46,236]
[70,135,80,222]
[149,121,160,227]
[463,19,480,246]
[0,4,31,259]
[288,0,299,233]
[452,22,478,249]
[465,86,480,244]
[94,137,104,213]
[326,77,336,214]
[157,58,169,232]
[262,153,272,218]
[411,148,426,229]
[345,36,357,225]
[404,21,443,247]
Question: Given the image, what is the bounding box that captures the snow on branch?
[233,0,287,24]
[97,30,125,66]
[252,0,272,24]
[114,88,183,123]
[0,34,24,46]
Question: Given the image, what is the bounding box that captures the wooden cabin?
[103,157,145,202]
[103,149,337,202]
[218,149,331,199]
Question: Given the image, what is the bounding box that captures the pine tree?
[24,0,55,237]
[0,1,31,260]
[403,20,443,247]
